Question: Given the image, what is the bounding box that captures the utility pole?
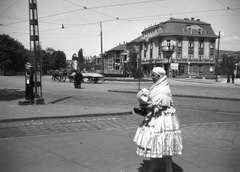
[28,0,44,104]
[100,22,104,74]
[215,31,221,82]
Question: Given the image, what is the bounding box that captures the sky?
[0,0,240,60]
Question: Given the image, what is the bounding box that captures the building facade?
[137,17,218,77]
[104,43,127,74]
[103,18,218,77]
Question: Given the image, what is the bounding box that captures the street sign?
[170,63,179,70]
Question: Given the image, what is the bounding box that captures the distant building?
[104,43,127,74]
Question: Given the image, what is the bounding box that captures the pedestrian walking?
[74,70,83,89]
[133,67,183,172]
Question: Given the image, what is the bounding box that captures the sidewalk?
[0,77,240,172]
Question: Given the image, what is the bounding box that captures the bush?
[133,68,144,79]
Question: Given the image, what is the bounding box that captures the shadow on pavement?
[0,89,25,101]
[137,159,183,172]
[49,96,73,104]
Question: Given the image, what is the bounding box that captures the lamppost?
[161,43,175,77]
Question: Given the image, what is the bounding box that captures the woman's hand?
[154,107,160,113]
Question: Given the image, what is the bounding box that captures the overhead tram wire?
[4,7,239,35]
[38,0,165,19]
[122,7,240,21]
[1,0,239,31]
[63,0,120,20]
[4,5,240,27]
[0,0,19,15]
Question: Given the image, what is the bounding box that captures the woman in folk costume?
[133,67,183,172]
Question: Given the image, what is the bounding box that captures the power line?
[39,0,165,19]
[0,0,19,15]
[63,0,119,20]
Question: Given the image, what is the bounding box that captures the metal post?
[28,0,44,104]
[215,31,221,81]
[188,62,190,76]
[100,22,104,74]
[138,56,141,91]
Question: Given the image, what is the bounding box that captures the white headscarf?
[152,67,166,76]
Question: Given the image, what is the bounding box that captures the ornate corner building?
[104,17,218,77]
[136,17,218,77]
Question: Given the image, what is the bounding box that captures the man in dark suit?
[74,70,83,88]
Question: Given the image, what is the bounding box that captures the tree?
[72,53,78,60]
[221,54,235,76]
[45,47,55,55]
[41,50,51,75]
[0,34,29,75]
[49,50,67,70]
[78,48,84,70]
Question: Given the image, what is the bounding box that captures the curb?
[0,111,133,123]
[108,90,240,101]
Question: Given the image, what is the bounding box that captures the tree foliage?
[128,51,143,78]
[72,53,78,60]
[0,34,29,75]
[50,50,67,70]
[41,48,67,74]
[78,48,84,70]
[220,53,240,77]
[41,50,51,74]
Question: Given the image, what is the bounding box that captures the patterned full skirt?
[133,107,183,158]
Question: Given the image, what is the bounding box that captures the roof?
[106,44,127,52]
[142,18,218,39]
[129,36,143,43]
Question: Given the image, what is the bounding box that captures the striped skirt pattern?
[133,107,183,158]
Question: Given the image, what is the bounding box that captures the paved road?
[0,76,240,172]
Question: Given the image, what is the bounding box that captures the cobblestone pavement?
[1,115,240,152]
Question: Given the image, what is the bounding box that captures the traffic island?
[18,99,33,106]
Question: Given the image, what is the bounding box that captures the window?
[210,43,214,49]
[199,42,204,48]
[177,41,182,47]
[189,41,194,48]
[210,55,214,61]
[199,55,203,61]
[177,51,182,59]
[188,54,193,60]
[108,59,113,70]
[123,55,127,62]
[188,28,192,34]
[167,40,171,48]
[210,66,213,72]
